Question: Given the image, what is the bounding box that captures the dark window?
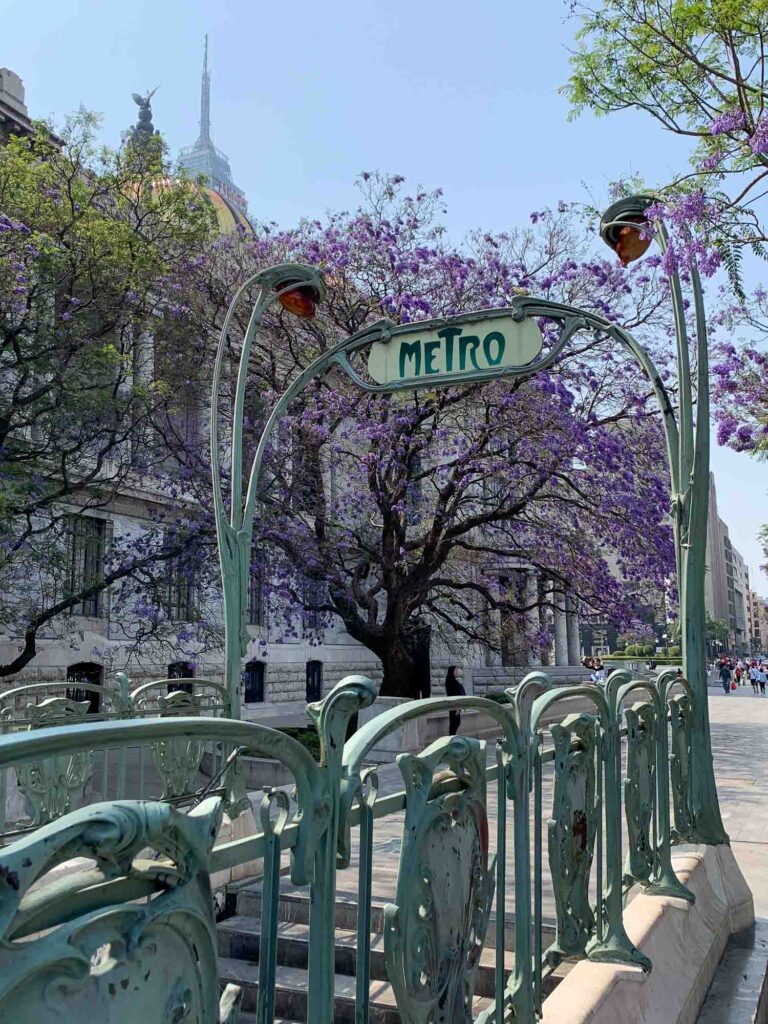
[306,660,323,702]
[68,516,106,617]
[302,578,327,634]
[247,569,267,627]
[167,660,194,694]
[66,661,103,713]
[243,660,266,703]
[165,559,196,621]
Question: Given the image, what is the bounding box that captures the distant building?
[0,68,32,142]
[705,472,750,654]
[749,590,768,655]
[177,36,250,227]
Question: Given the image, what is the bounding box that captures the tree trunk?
[378,626,432,699]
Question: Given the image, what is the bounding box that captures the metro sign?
[366,312,543,388]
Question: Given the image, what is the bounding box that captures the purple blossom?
[710,110,745,135]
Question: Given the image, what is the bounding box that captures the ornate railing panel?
[0,796,242,1023]
[623,701,656,885]
[547,712,598,960]
[383,735,496,1023]
[669,692,695,843]
[0,669,703,1023]
[0,676,232,842]
[13,696,94,827]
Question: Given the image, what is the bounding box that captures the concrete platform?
[540,844,754,1024]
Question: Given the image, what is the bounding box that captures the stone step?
[234,878,389,932]
[219,957,492,1023]
[233,879,558,950]
[217,914,516,999]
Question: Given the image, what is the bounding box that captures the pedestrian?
[445,665,465,735]
[719,661,732,694]
[750,663,759,695]
[594,658,606,683]
[760,665,767,697]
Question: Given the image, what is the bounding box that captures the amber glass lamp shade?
[278,282,318,319]
[615,218,653,267]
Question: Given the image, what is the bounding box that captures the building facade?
[749,590,768,656]
[705,472,751,655]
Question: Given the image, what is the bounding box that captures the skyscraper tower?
[177,36,249,216]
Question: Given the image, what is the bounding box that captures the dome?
[202,184,253,234]
[139,176,253,236]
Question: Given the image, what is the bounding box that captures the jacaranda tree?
[180,174,677,696]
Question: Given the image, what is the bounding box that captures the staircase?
[217,877,569,1022]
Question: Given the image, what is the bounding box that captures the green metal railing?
[0,667,699,1022]
[0,675,231,842]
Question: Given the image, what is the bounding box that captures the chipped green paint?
[0,797,241,1023]
[623,701,656,886]
[548,713,598,960]
[669,693,695,844]
[384,735,495,1023]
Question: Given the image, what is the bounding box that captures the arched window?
[243,660,266,703]
[305,660,323,703]
[65,661,103,713]
[167,660,195,694]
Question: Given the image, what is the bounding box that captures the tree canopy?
[183,175,677,695]
[0,112,218,676]
[566,1,768,279]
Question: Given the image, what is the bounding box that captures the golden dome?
[202,184,253,234]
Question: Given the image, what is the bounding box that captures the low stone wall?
[472,664,591,693]
[541,844,754,1024]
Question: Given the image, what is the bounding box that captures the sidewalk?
[695,688,768,1020]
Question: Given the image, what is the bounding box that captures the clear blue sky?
[4,0,767,589]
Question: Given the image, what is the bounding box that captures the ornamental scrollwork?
[383,735,495,1024]
[14,697,93,826]
[150,691,205,800]
[0,798,241,1022]
[623,701,656,886]
[669,694,695,843]
[547,713,598,961]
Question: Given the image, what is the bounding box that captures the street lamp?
[210,263,399,718]
[210,263,325,719]
[599,194,727,844]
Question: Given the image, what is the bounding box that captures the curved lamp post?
[210,263,401,718]
[598,194,727,845]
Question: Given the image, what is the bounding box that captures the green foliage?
[0,111,217,675]
[705,615,729,643]
[565,1,768,254]
[275,726,322,761]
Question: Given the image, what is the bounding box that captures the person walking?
[750,663,760,694]
[719,661,732,694]
[445,665,466,735]
[759,664,767,697]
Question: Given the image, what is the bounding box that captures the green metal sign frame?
[210,195,727,850]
